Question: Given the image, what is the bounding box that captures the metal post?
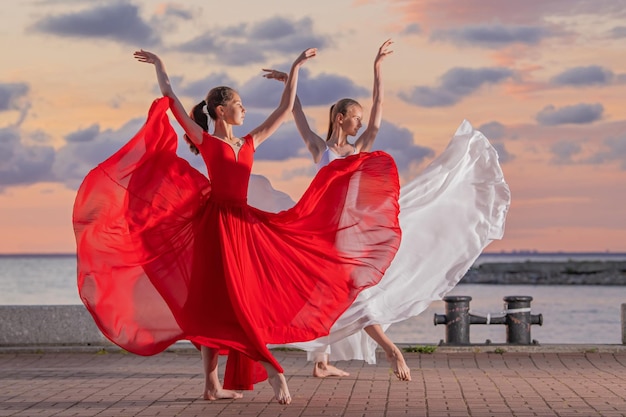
[504,296,542,344]
[435,295,542,346]
[434,295,472,345]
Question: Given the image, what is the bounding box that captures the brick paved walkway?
[1,349,625,416]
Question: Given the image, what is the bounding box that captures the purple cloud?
[31,3,160,46]
[491,142,514,164]
[550,140,583,163]
[0,83,29,112]
[176,16,329,66]
[609,26,626,38]
[177,73,240,99]
[0,128,55,188]
[64,124,100,143]
[551,66,614,86]
[478,121,507,141]
[584,135,626,169]
[53,117,145,189]
[0,82,31,127]
[475,121,514,163]
[400,67,514,107]
[371,123,434,171]
[432,24,551,48]
[159,4,193,20]
[401,23,422,35]
[536,103,604,126]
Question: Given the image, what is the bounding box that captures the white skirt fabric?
[253,120,511,364]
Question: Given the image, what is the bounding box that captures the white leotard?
[316,145,358,171]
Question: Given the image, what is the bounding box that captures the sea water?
[1,253,626,344]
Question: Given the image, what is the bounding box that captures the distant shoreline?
[1,251,626,257]
[462,260,626,285]
[0,253,77,257]
[0,253,76,257]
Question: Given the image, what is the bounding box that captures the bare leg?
[312,352,350,378]
[364,325,411,381]
[201,346,243,400]
[261,361,291,404]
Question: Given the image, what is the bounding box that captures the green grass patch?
[269,347,304,352]
[403,345,437,354]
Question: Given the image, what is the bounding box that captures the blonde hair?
[326,98,361,141]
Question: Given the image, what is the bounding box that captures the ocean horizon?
[3,251,626,268]
[2,251,625,344]
[2,250,626,257]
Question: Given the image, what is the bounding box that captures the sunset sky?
[1,0,625,254]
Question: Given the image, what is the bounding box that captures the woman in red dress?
[73,48,401,404]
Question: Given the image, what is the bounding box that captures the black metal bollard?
[503,296,543,344]
[433,295,470,344]
[434,295,541,345]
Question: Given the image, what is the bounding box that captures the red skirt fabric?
[73,97,401,390]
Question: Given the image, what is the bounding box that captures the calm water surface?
[1,253,625,344]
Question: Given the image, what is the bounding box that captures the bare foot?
[387,348,411,381]
[203,387,243,400]
[267,373,291,404]
[312,361,350,378]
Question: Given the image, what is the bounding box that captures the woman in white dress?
[262,39,412,380]
[260,39,511,381]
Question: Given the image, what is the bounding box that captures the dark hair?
[184,86,237,155]
[326,98,361,141]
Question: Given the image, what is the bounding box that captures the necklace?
[218,135,243,148]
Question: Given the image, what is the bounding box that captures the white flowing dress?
[250,120,511,364]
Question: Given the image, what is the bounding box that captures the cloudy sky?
[1,0,625,253]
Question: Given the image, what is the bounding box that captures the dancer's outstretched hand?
[375,39,394,66]
[132,49,174,98]
[293,48,317,67]
[265,48,315,82]
[133,49,161,65]
[262,69,288,82]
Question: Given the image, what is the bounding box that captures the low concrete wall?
[623,304,626,345]
[3,304,625,348]
[0,305,110,346]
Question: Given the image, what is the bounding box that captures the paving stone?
[0,350,625,416]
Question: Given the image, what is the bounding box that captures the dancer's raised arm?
[133,50,204,146]
[263,69,326,162]
[354,39,393,153]
[248,48,317,148]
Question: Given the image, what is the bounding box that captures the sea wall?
[0,305,109,347]
[461,261,626,285]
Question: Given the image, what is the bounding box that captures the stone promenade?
[1,347,626,417]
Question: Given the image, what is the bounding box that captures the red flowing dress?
[73,97,401,390]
